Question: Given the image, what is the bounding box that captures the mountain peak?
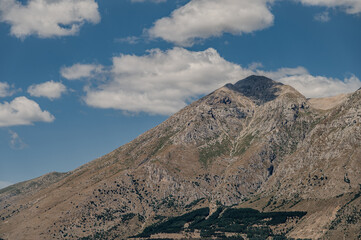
[1,75,360,240]
[225,75,283,105]
[235,75,280,86]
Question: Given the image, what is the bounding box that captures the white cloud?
[84,48,252,114]
[0,82,15,97]
[275,73,361,98]
[248,62,264,71]
[8,130,27,150]
[0,97,55,127]
[60,63,104,80]
[28,81,67,100]
[314,11,330,22]
[148,0,274,46]
[0,181,13,189]
[255,67,361,98]
[0,0,100,38]
[298,0,361,14]
[69,48,360,115]
[258,66,310,80]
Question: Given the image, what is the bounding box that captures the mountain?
[1,75,360,240]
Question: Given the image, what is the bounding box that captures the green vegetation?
[133,206,307,239]
[329,187,361,230]
[199,139,231,166]
[134,207,210,237]
[154,215,167,221]
[0,184,20,195]
[234,134,254,156]
[0,172,67,195]
[122,213,136,222]
[94,209,136,223]
[159,195,180,209]
[78,224,121,240]
[150,133,173,157]
[185,198,205,209]
[222,208,306,226]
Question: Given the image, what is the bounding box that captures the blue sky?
[0,0,360,188]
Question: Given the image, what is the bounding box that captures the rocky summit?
[0,76,360,240]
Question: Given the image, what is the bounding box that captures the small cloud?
[8,130,27,150]
[60,64,104,80]
[0,181,13,189]
[314,11,330,22]
[27,81,67,100]
[298,0,361,15]
[115,36,141,45]
[0,0,101,39]
[0,96,55,127]
[0,82,16,97]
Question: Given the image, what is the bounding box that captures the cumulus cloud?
[298,0,361,14]
[60,64,104,80]
[68,48,360,115]
[255,67,361,98]
[28,81,67,100]
[276,74,361,98]
[0,0,100,38]
[148,0,274,46]
[84,48,252,114]
[8,130,27,150]
[0,97,55,127]
[0,82,15,97]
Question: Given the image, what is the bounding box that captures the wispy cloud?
[298,0,361,14]
[115,36,141,45]
[0,82,16,98]
[0,0,100,38]
[8,130,27,150]
[314,11,330,22]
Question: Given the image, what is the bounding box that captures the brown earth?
[0,76,360,240]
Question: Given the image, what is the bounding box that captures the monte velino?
[1,76,360,240]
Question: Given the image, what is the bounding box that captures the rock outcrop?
[0,76,360,240]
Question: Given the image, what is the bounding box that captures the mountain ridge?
[0,75,360,240]
[226,75,284,105]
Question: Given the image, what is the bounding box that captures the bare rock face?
[0,76,360,240]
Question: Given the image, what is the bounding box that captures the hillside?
[0,76,360,240]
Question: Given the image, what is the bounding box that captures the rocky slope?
[0,76,360,240]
